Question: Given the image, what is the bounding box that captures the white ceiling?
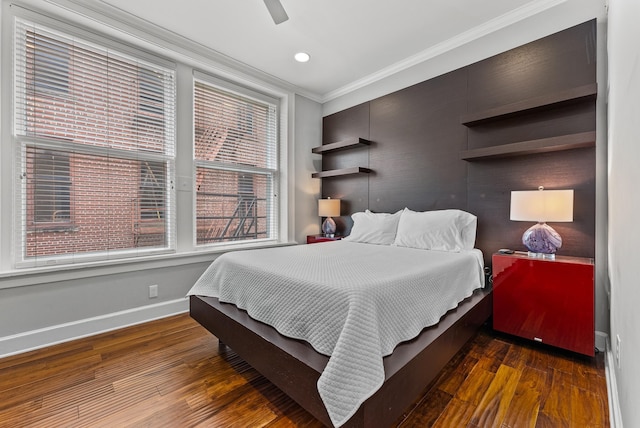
[96,0,554,100]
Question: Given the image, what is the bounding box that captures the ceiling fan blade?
[263,0,289,25]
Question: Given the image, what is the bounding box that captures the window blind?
[14,18,176,267]
[194,78,278,245]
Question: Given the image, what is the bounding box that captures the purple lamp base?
[321,217,336,237]
[522,222,562,259]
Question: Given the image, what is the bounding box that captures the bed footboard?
[190,287,492,427]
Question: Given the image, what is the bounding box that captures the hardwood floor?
[0,313,609,427]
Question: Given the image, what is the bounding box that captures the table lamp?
[318,198,340,237]
[510,186,573,259]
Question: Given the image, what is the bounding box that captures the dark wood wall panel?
[465,20,596,113]
[322,103,370,146]
[320,20,597,264]
[320,103,370,232]
[368,70,468,214]
[467,149,596,259]
[467,102,596,150]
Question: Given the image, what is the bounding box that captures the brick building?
[19,24,273,261]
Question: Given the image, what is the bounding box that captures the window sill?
[27,225,78,233]
[0,240,297,290]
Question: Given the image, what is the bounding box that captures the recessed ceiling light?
[294,52,310,63]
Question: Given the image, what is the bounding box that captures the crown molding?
[321,0,568,103]
[28,0,323,102]
[12,0,570,105]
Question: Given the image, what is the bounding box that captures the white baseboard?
[604,335,624,428]
[0,298,189,359]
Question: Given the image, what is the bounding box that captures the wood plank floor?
[0,313,608,427]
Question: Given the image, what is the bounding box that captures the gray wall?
[293,94,323,243]
[608,0,640,426]
[0,260,209,341]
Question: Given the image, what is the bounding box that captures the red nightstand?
[492,252,595,356]
[306,234,343,244]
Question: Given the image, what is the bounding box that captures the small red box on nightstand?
[306,234,343,244]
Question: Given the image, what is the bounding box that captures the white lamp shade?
[318,198,341,217]
[510,189,573,222]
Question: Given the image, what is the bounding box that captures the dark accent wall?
[321,20,597,263]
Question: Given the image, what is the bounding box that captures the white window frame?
[0,2,291,278]
[11,12,177,268]
[192,71,280,248]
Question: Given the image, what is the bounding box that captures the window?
[133,161,167,248]
[32,32,70,94]
[194,76,278,245]
[14,18,176,266]
[28,148,71,226]
[139,161,166,221]
[136,67,165,133]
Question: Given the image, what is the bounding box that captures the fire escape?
[196,193,263,243]
[132,161,165,247]
[194,122,267,244]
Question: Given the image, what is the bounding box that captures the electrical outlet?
[149,284,159,299]
[615,334,621,369]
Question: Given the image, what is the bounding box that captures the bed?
[188,209,493,427]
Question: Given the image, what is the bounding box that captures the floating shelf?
[460,131,596,161]
[312,137,371,179]
[312,167,371,179]
[312,137,370,154]
[460,83,597,126]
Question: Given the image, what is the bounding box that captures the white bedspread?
[188,241,484,427]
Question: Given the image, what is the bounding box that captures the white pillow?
[393,208,477,252]
[343,210,402,245]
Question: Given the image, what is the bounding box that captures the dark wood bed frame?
[190,286,492,427]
